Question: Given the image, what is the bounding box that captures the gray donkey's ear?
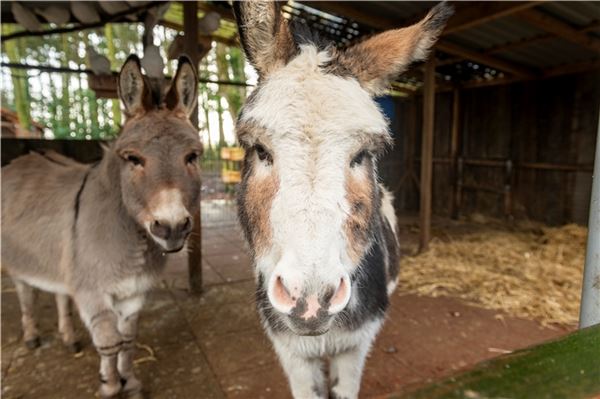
[118,55,152,116]
[232,1,295,78]
[336,2,454,95]
[165,55,198,118]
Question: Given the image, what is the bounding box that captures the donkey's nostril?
[329,277,350,312]
[272,276,296,308]
[150,220,171,240]
[181,216,192,233]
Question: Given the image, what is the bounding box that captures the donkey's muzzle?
[269,275,351,335]
[150,216,193,252]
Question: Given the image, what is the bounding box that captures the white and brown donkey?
[1,55,201,397]
[233,2,452,398]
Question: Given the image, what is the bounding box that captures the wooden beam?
[543,59,600,78]
[436,41,537,78]
[459,59,600,89]
[436,56,464,67]
[419,56,436,252]
[1,2,168,43]
[486,33,552,54]
[516,8,600,53]
[183,1,203,295]
[304,1,398,30]
[486,20,600,55]
[450,89,461,219]
[443,2,541,35]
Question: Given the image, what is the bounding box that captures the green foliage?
[1,21,249,144]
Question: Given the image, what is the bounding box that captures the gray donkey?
[1,55,201,398]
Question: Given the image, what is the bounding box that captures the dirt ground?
[1,218,573,398]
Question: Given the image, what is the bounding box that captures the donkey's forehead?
[240,46,389,145]
[117,111,199,149]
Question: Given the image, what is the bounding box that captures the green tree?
[2,25,31,130]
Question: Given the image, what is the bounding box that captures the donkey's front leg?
[328,341,371,399]
[78,296,123,398]
[55,294,80,352]
[272,336,327,399]
[13,279,40,349]
[115,295,145,397]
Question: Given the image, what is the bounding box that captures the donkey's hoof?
[25,337,41,349]
[97,383,121,398]
[66,341,82,353]
[121,376,143,396]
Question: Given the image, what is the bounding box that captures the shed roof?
[299,1,600,89]
[2,1,598,90]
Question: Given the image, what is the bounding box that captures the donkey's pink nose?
[301,294,320,320]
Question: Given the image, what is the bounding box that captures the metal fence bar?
[579,110,600,329]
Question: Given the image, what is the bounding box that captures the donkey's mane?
[289,20,331,53]
[286,20,355,79]
[146,76,165,109]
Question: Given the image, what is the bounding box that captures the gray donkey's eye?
[126,154,144,167]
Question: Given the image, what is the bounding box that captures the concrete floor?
[1,222,571,399]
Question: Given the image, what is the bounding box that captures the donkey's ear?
[337,2,453,95]
[233,0,294,78]
[118,55,152,116]
[165,55,198,118]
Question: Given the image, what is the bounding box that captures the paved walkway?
[1,224,571,398]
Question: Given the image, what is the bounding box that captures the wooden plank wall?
[1,138,104,166]
[381,70,600,225]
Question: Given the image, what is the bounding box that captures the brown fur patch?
[344,165,375,264]
[243,159,279,256]
[337,25,422,94]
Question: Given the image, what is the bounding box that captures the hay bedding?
[398,220,587,326]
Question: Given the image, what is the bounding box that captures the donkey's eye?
[351,150,369,167]
[185,152,198,164]
[254,144,272,163]
[126,154,144,167]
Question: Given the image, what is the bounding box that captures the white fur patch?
[113,294,145,319]
[270,318,383,360]
[380,186,398,235]
[387,277,399,295]
[109,275,156,300]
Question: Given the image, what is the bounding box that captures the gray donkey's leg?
[13,279,40,349]
[77,295,123,398]
[116,295,145,397]
[55,294,80,352]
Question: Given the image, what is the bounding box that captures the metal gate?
[200,147,243,228]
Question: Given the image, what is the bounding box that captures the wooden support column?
[450,88,461,219]
[419,56,436,252]
[183,1,203,294]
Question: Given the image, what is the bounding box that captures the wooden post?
[450,88,460,219]
[419,56,436,252]
[183,1,203,294]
